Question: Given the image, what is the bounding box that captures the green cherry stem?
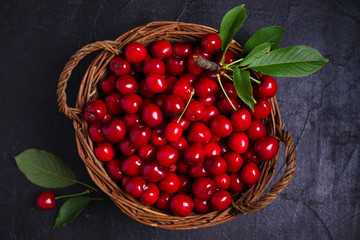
[55,189,93,200]
[220,40,234,66]
[223,58,243,68]
[73,180,98,192]
[177,88,195,123]
[250,76,261,84]
[223,73,233,82]
[217,74,237,111]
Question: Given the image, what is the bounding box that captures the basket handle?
[57,40,120,121]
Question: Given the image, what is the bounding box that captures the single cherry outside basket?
[57,21,296,230]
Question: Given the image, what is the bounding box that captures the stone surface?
[0,0,359,239]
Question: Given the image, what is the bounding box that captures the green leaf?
[220,5,247,51]
[14,148,77,188]
[242,26,285,56]
[233,67,255,111]
[247,45,329,77]
[239,43,272,67]
[54,196,93,228]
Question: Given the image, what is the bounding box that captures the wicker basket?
[57,21,296,230]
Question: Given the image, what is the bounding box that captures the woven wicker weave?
[57,21,296,230]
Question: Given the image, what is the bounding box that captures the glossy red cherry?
[124,176,146,198]
[141,160,168,182]
[254,136,279,161]
[177,174,192,194]
[101,112,113,123]
[169,136,188,152]
[211,135,221,143]
[173,43,193,58]
[105,159,123,181]
[246,120,267,142]
[210,115,233,137]
[193,46,212,60]
[125,42,147,63]
[155,192,173,210]
[223,152,243,173]
[118,138,137,156]
[204,156,227,176]
[138,79,156,98]
[109,56,131,76]
[151,127,168,147]
[105,93,123,115]
[165,75,178,93]
[188,163,209,178]
[120,94,143,114]
[184,143,205,164]
[194,77,218,98]
[158,172,181,193]
[141,103,163,128]
[251,98,271,120]
[198,95,216,106]
[84,100,107,123]
[213,173,231,190]
[115,75,139,95]
[37,191,56,210]
[216,97,239,114]
[184,100,205,121]
[130,124,151,147]
[156,145,179,167]
[145,73,167,93]
[187,54,204,75]
[216,51,236,64]
[140,182,160,205]
[94,142,115,161]
[243,146,262,165]
[201,33,222,54]
[228,132,249,154]
[231,108,252,131]
[187,122,212,144]
[143,58,166,76]
[120,175,130,189]
[210,190,231,211]
[122,114,141,130]
[179,71,197,84]
[88,123,105,142]
[170,194,194,217]
[165,122,183,142]
[172,78,194,101]
[203,141,220,158]
[100,75,117,94]
[240,162,260,185]
[166,55,185,75]
[193,197,210,214]
[137,143,156,160]
[228,173,245,193]
[150,40,172,58]
[171,116,190,130]
[121,154,142,177]
[154,93,168,112]
[165,95,184,116]
[201,105,220,124]
[254,75,277,99]
[192,177,216,200]
[102,118,127,142]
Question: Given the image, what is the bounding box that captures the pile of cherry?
[83,33,280,217]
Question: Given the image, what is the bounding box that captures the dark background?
[1,0,359,239]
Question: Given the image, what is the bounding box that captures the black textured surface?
[1,0,359,239]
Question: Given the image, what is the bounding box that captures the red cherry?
[193,197,210,214]
[165,122,183,142]
[37,191,56,210]
[172,78,194,101]
[165,75,178,93]
[246,120,267,142]
[140,182,160,205]
[204,156,227,176]
[223,152,243,173]
[151,127,168,147]
[170,194,194,217]
[156,145,179,167]
[193,46,212,60]
[228,173,245,193]
[184,143,205,164]
[145,73,167,93]
[130,124,151,147]
[141,160,168,182]
[88,123,105,142]
[124,176,146,198]
[105,93,123,115]
[169,136,188,152]
[125,42,147,63]
[138,79,156,98]
[166,55,186,75]
[109,56,131,76]
[198,95,216,106]
[200,69,217,80]
[194,77,218,98]
[218,140,230,155]
[143,58,166,76]
[203,141,220,158]
[211,135,221,143]
[176,160,189,174]
[158,172,181,193]
[141,103,163,128]
[102,118,127,142]
[179,71,197,84]
[213,173,231,189]
[118,138,137,156]
[192,177,216,200]
[187,54,204,75]
[184,100,205,121]
[122,114,141,130]
[173,43,193,58]
[201,33,222,54]
[187,122,212,144]
[210,190,231,211]
[217,97,239,114]
[101,112,113,123]
[105,159,123,181]
[243,146,262,165]
[254,75,277,99]
[210,115,233,137]
[100,75,117,94]
[155,192,173,210]
[201,105,220,124]
[137,143,156,160]
[84,100,107,123]
[150,40,172,58]
[240,162,260,185]
[154,93,168,112]
[94,142,115,161]
[188,163,209,178]
[165,95,184,116]
[251,98,271,120]
[228,132,249,154]
[121,94,143,114]
[121,154,142,177]
[120,175,130,189]
[254,136,279,161]
[177,174,192,194]
[231,109,252,131]
[115,75,139,95]
[216,51,236,64]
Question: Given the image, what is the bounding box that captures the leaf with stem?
[233,67,255,111]
[239,43,272,67]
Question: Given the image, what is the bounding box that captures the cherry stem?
[74,180,98,192]
[217,74,237,111]
[250,76,261,84]
[177,88,195,123]
[55,189,93,200]
[193,55,222,73]
[223,58,243,68]
[220,40,234,66]
[223,73,233,82]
